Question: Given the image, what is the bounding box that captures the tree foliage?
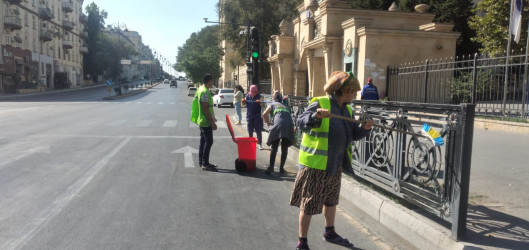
[432,0,479,56]
[219,0,303,77]
[469,0,528,57]
[83,3,136,81]
[175,25,223,84]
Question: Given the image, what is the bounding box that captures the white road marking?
[2,137,132,249]
[162,120,178,128]
[171,146,199,168]
[136,120,153,127]
[217,121,227,129]
[106,119,126,126]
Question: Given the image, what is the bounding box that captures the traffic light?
[250,27,259,61]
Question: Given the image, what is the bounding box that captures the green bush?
[449,69,493,104]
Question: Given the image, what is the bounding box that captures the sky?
[82,0,220,77]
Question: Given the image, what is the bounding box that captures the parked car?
[170,80,177,87]
[212,88,234,107]
[187,87,197,96]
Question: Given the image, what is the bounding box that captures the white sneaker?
[258,144,263,150]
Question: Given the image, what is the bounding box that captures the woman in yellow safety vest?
[289,71,374,250]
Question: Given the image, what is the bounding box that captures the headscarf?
[323,71,360,95]
[249,85,258,97]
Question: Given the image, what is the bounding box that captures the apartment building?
[1,0,86,94]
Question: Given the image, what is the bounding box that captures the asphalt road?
[0,82,411,249]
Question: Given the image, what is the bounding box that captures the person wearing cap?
[241,85,265,149]
[361,77,380,100]
[289,71,374,250]
[262,90,294,175]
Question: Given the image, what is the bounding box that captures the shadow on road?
[215,168,296,182]
[465,205,529,249]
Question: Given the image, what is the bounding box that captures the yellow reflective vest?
[298,96,353,170]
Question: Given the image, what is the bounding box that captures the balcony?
[62,1,74,12]
[6,0,23,4]
[63,40,73,49]
[79,46,88,54]
[62,20,75,31]
[39,8,54,20]
[79,31,88,39]
[4,16,23,30]
[39,29,54,42]
[79,13,87,23]
[13,35,22,43]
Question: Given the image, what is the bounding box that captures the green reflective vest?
[298,96,353,170]
[190,85,213,127]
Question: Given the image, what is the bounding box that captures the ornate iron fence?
[350,100,475,240]
[387,54,529,121]
[287,96,475,240]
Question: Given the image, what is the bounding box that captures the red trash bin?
[226,114,258,171]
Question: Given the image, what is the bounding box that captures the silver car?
[212,88,235,107]
[187,87,197,96]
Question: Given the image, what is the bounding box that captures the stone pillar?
[283,58,294,95]
[270,61,279,92]
[323,42,333,79]
[293,71,307,96]
[306,49,314,97]
[277,60,284,92]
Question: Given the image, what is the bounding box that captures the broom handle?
[327,113,428,138]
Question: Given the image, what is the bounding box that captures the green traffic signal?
[252,51,259,58]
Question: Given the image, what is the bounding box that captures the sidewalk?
[230,111,529,250]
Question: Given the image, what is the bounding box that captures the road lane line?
[2,137,132,250]
[162,120,178,128]
[136,120,153,127]
[217,121,227,129]
[106,119,126,126]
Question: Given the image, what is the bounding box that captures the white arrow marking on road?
[171,146,199,168]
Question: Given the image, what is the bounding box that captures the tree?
[83,3,136,81]
[431,0,480,56]
[175,26,224,84]
[469,0,528,57]
[83,3,107,80]
[219,0,303,79]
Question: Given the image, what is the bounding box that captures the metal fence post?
[451,103,475,240]
[386,65,390,100]
[471,54,478,105]
[423,59,429,103]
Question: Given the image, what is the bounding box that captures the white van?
[163,79,170,84]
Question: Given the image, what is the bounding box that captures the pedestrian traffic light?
[250,27,259,61]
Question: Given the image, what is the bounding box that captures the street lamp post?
[204,18,254,89]
[111,22,127,95]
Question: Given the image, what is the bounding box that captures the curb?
[101,83,159,100]
[340,175,469,250]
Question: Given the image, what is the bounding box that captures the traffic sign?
[120,59,131,65]
[106,80,112,86]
